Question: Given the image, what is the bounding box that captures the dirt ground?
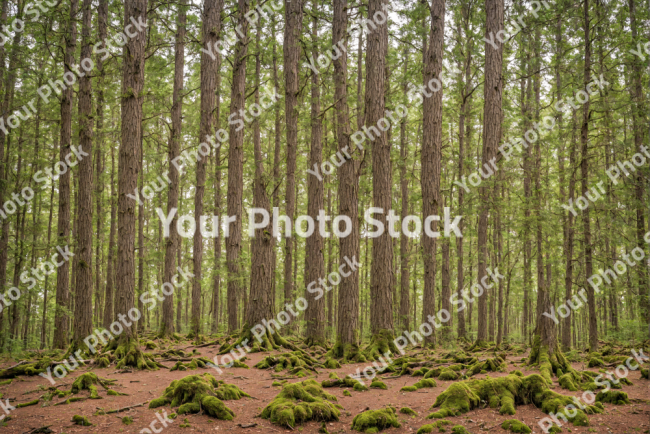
[1,344,648,434]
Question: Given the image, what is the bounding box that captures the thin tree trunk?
[399,49,410,333]
[103,146,116,329]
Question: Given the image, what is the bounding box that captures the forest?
[0,0,648,432]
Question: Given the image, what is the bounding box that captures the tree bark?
[226,0,249,333]
[399,50,410,333]
[104,147,117,329]
[116,0,147,343]
[72,0,94,352]
[304,0,326,346]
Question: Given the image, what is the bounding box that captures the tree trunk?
[282,0,303,327]
[581,0,597,352]
[104,147,116,329]
[476,0,503,345]
[226,0,249,333]
[399,50,410,333]
[332,0,361,361]
[53,0,79,349]
[421,0,445,348]
[72,0,94,352]
[116,0,147,345]
[304,0,326,346]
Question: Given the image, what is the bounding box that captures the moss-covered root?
[466,356,506,376]
[427,373,603,427]
[450,426,471,434]
[416,419,450,433]
[321,375,368,391]
[71,373,116,399]
[351,407,401,433]
[0,358,52,379]
[72,415,92,426]
[363,330,398,361]
[401,378,437,392]
[328,341,367,363]
[399,407,417,416]
[370,380,387,390]
[114,340,160,370]
[641,367,649,379]
[16,399,39,408]
[501,419,532,433]
[527,336,572,382]
[260,379,340,428]
[218,324,298,355]
[254,351,318,374]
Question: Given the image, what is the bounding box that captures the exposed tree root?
[0,359,51,379]
[255,351,318,377]
[321,373,369,391]
[363,329,398,361]
[467,339,491,352]
[466,356,506,376]
[71,373,117,399]
[218,325,298,354]
[260,379,340,428]
[428,373,604,429]
[327,341,367,363]
[113,339,160,370]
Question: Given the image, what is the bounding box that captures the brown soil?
[1,346,648,434]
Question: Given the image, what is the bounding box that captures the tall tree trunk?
[161,0,187,337]
[53,0,79,349]
[332,0,361,360]
[581,0,597,352]
[304,0,325,346]
[104,147,116,329]
[399,50,410,333]
[476,0,503,345]
[421,0,445,348]
[116,0,147,346]
[226,0,249,333]
[72,0,94,352]
[271,15,282,316]
[41,180,56,348]
[282,0,303,327]
[192,0,221,338]
[211,38,223,334]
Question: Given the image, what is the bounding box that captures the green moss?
[363,329,398,361]
[351,406,401,433]
[16,399,39,408]
[95,357,110,368]
[466,356,506,376]
[323,375,367,391]
[424,368,441,379]
[201,396,235,420]
[451,426,470,434]
[512,370,523,377]
[343,390,351,396]
[149,397,171,408]
[438,369,459,381]
[72,415,92,426]
[144,341,157,350]
[255,351,316,374]
[547,423,563,433]
[114,339,159,370]
[501,419,532,433]
[641,368,648,379]
[370,380,387,389]
[412,367,429,376]
[107,389,127,396]
[260,379,340,428]
[122,416,133,425]
[416,424,434,433]
[587,357,604,368]
[596,390,629,405]
[427,381,480,418]
[354,382,369,391]
[399,407,417,416]
[0,379,12,386]
[324,358,341,369]
[71,372,115,398]
[402,378,437,392]
[0,357,51,379]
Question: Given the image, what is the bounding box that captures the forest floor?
[0,337,648,434]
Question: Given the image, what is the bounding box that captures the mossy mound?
[363,329,399,361]
[324,358,341,369]
[412,367,429,376]
[343,390,352,396]
[401,378,437,392]
[451,425,471,434]
[466,356,506,376]
[328,341,367,363]
[148,373,244,420]
[144,341,158,350]
[438,368,459,381]
[94,356,110,368]
[547,423,563,432]
[114,340,160,370]
[122,416,133,425]
[596,390,630,405]
[501,419,532,433]
[71,373,117,399]
[170,357,213,371]
[588,357,605,368]
[0,358,52,379]
[427,373,602,428]
[557,370,599,391]
[370,380,387,389]
[399,407,417,416]
[72,415,92,426]
[351,406,401,433]
[641,367,648,379]
[416,419,450,433]
[255,351,317,374]
[260,379,340,428]
[219,323,298,354]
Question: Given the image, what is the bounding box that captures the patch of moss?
[343,390,352,396]
[401,378,437,392]
[322,375,367,391]
[587,357,604,368]
[363,329,399,361]
[370,380,387,390]
[324,358,341,369]
[547,423,563,432]
[451,426,470,434]
[438,369,459,381]
[71,372,115,399]
[16,399,39,408]
[0,379,11,386]
[255,351,316,374]
[641,367,648,379]
[114,339,160,370]
[351,406,401,433]
[122,416,133,425]
[412,367,429,376]
[501,419,532,433]
[0,357,51,379]
[466,356,506,376]
[596,390,629,405]
[95,357,110,368]
[399,407,417,416]
[149,397,171,408]
[260,379,340,428]
[72,415,92,426]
